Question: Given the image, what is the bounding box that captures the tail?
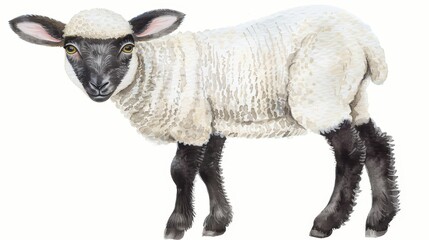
[361,29,388,85]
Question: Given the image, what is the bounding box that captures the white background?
[1,0,428,239]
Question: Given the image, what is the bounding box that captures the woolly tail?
[361,29,388,85]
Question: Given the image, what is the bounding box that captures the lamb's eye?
[65,45,77,55]
[121,44,134,53]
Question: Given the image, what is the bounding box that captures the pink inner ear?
[17,22,61,43]
[136,16,178,37]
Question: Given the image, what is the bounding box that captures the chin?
[88,94,112,102]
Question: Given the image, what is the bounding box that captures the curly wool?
[112,6,388,146]
[63,9,133,39]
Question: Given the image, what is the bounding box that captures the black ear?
[9,15,65,47]
[129,9,185,41]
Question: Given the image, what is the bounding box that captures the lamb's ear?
[129,9,185,41]
[9,15,65,47]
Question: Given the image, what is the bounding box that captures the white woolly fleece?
[63,9,133,39]
[112,6,388,146]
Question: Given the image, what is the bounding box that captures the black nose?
[88,76,111,95]
[89,81,109,90]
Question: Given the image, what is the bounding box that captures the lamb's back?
[196,6,367,137]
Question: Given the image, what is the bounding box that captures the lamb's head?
[10,9,185,102]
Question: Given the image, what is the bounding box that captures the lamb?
[9,5,399,239]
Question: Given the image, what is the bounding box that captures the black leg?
[164,142,206,239]
[310,120,366,238]
[199,134,233,236]
[356,119,399,237]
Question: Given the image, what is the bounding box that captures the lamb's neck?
[110,32,212,144]
[141,31,204,96]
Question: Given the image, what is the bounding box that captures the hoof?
[202,228,226,237]
[164,228,185,239]
[202,209,231,237]
[365,229,387,238]
[309,228,332,238]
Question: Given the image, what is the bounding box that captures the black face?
[64,35,135,102]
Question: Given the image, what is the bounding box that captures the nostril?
[89,78,110,92]
[89,81,109,90]
[100,82,109,90]
[89,82,99,89]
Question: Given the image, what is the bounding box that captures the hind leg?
[310,120,366,238]
[199,134,233,236]
[356,120,399,237]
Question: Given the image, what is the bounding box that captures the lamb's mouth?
[88,93,113,102]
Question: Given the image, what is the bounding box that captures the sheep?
[9,5,399,239]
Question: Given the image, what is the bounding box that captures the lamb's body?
[112,6,387,145]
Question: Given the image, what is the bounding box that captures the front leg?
[164,142,206,239]
[199,134,233,236]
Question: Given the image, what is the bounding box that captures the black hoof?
[365,208,396,238]
[164,228,185,239]
[365,228,387,238]
[309,228,333,238]
[202,209,231,237]
[202,227,226,237]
